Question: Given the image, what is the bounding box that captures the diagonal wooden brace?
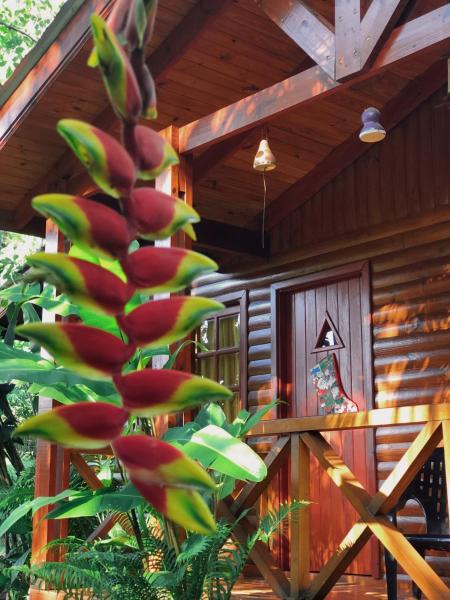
[301,422,450,600]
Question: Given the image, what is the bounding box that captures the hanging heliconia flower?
[57,119,136,198]
[32,195,133,259]
[113,435,215,490]
[120,297,223,348]
[14,403,129,449]
[126,187,199,240]
[25,253,134,315]
[91,15,143,124]
[114,369,233,416]
[15,2,227,535]
[122,247,218,293]
[132,126,178,179]
[17,323,136,378]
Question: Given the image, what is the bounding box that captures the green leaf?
[162,422,201,445]
[195,402,227,428]
[236,399,278,438]
[0,489,79,538]
[183,425,267,482]
[46,484,145,519]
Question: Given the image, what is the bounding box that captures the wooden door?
[273,262,377,576]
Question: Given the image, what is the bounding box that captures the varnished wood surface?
[231,576,417,599]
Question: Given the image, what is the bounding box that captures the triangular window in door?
[311,311,344,353]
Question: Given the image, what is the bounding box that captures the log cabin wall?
[193,89,449,576]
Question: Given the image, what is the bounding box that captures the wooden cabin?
[0,1,449,598]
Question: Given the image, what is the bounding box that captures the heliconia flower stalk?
[16,323,136,378]
[119,297,223,348]
[132,126,177,180]
[139,64,157,120]
[121,247,218,294]
[88,0,149,67]
[143,0,158,44]
[112,435,215,491]
[25,253,134,315]
[129,477,216,535]
[91,15,143,125]
[57,119,136,198]
[32,194,133,259]
[125,188,199,241]
[13,403,129,449]
[113,369,233,416]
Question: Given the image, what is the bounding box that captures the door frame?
[270,260,379,576]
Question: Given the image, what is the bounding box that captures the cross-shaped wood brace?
[229,404,450,600]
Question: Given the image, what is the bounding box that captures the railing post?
[291,433,310,596]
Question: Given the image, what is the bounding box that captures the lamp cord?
[262,171,267,249]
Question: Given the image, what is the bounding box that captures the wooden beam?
[248,403,450,437]
[194,219,269,258]
[193,129,257,183]
[290,433,310,596]
[178,6,450,153]
[360,0,411,68]
[255,0,335,79]
[0,0,113,150]
[335,0,361,79]
[264,59,447,230]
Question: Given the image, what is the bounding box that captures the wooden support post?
[154,127,193,431]
[31,220,70,565]
[290,433,310,596]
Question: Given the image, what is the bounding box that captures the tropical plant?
[4,500,305,600]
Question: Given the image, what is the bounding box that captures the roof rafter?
[360,0,411,68]
[255,0,336,79]
[178,6,450,154]
[0,0,113,150]
[335,0,361,79]
[263,59,447,230]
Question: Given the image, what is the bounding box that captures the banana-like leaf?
[183,425,267,482]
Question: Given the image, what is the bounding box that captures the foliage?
[0,0,66,84]
[6,501,306,600]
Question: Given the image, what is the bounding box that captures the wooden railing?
[225,404,450,600]
[66,404,450,600]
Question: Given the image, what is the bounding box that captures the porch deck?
[232,576,415,599]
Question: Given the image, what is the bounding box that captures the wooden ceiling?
[0,0,448,256]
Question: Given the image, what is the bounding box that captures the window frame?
[194,290,248,410]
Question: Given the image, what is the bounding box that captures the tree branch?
[0,20,36,43]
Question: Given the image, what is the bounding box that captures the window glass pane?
[219,314,240,348]
[218,353,240,387]
[196,356,215,380]
[196,319,216,351]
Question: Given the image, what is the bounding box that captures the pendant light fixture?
[253,129,276,248]
[359,107,386,143]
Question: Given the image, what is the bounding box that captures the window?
[194,291,247,422]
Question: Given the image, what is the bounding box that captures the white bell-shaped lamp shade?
[359,107,386,143]
[253,138,277,171]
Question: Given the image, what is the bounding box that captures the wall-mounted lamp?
[359,107,386,143]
